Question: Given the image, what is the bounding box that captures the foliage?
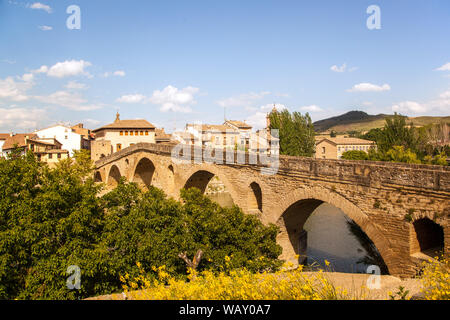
[119,261,356,300]
[357,115,449,165]
[0,150,282,299]
[341,150,368,161]
[420,256,450,300]
[388,286,410,300]
[269,109,315,157]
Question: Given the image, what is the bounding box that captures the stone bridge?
[94,143,450,278]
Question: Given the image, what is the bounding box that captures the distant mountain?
[313,111,450,133]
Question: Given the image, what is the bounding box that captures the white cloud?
[435,62,450,71]
[392,101,427,114]
[1,59,16,65]
[330,63,346,73]
[246,104,287,129]
[113,70,125,77]
[45,60,92,78]
[149,85,199,113]
[347,83,391,92]
[28,2,52,13]
[0,77,32,101]
[0,107,47,130]
[38,25,52,31]
[36,91,102,111]
[300,105,323,112]
[103,70,126,77]
[391,90,450,114]
[83,118,101,127]
[116,94,147,103]
[440,90,450,99]
[65,81,87,90]
[217,91,271,108]
[33,65,48,74]
[21,73,34,82]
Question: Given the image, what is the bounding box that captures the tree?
[377,113,416,153]
[0,150,283,299]
[341,150,368,160]
[269,109,315,157]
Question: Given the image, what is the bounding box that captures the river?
[207,191,372,274]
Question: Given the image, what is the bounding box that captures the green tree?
[269,109,315,157]
[0,150,283,299]
[341,150,368,160]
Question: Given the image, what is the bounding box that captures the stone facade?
[94,143,450,278]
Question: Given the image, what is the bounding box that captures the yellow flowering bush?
[119,259,356,300]
[420,256,450,300]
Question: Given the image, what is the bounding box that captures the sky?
[0,0,449,133]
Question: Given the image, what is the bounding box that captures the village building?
[315,137,376,159]
[34,124,91,156]
[184,123,241,150]
[1,133,69,166]
[91,113,156,161]
[155,128,173,144]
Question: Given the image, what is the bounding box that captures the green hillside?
[313,111,450,133]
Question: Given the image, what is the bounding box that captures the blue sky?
[1,0,449,133]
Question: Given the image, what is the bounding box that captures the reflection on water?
[205,180,375,274]
[303,203,370,273]
[207,192,235,208]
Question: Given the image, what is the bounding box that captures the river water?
[207,192,371,274]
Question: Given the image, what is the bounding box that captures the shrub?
[420,256,449,300]
[119,261,354,300]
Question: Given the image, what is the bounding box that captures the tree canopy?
[0,150,282,300]
[269,109,315,157]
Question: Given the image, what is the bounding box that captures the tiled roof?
[2,134,38,150]
[187,124,239,133]
[317,137,376,146]
[155,128,171,141]
[225,120,252,129]
[0,133,10,140]
[93,119,155,132]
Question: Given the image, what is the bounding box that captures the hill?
[313,111,450,133]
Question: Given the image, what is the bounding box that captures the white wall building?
[35,124,85,156]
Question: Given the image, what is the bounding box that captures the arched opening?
[100,154,106,159]
[248,182,262,212]
[133,158,155,189]
[411,218,444,259]
[94,171,102,183]
[278,200,389,274]
[107,165,121,188]
[184,170,235,208]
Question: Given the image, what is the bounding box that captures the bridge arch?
[179,165,241,208]
[273,186,396,275]
[410,217,444,258]
[107,165,122,188]
[132,157,156,189]
[248,182,263,213]
[94,171,103,183]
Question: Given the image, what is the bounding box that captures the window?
[322,147,326,153]
[145,131,148,136]
[125,131,128,136]
[140,131,143,136]
[130,131,134,136]
[117,144,122,151]
[120,131,123,136]
[57,153,61,159]
[48,153,53,159]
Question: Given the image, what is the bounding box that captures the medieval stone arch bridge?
[94,143,450,278]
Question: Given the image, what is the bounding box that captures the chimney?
[115,112,120,123]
